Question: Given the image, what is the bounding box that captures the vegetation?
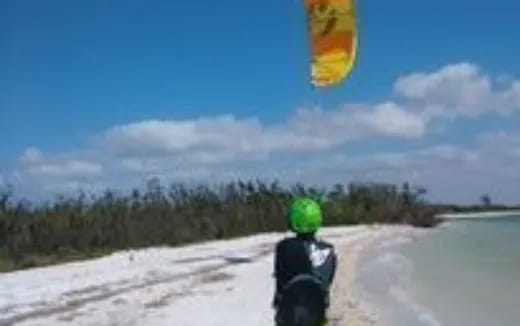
[0,179,440,272]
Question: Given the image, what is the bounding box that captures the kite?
[304,0,358,87]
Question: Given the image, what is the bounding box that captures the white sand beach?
[0,225,413,326]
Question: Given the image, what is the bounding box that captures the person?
[272,197,337,326]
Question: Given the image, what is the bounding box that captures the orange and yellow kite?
[304,0,357,87]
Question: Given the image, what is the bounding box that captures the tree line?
[0,179,440,272]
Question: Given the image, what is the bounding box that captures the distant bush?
[0,179,439,272]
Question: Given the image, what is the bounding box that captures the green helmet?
[287,197,322,234]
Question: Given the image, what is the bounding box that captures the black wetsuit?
[273,234,337,309]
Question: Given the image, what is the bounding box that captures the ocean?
[353,214,520,326]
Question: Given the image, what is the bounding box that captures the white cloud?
[26,160,103,179]
[102,116,266,158]
[394,62,520,119]
[99,104,426,171]
[294,138,518,204]
[8,63,520,203]
[394,63,488,105]
[11,131,520,204]
[20,148,43,165]
[10,154,104,197]
[19,149,103,181]
[353,102,425,138]
[479,131,520,158]
[480,130,520,144]
[95,63,518,169]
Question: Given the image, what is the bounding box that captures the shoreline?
[438,210,520,219]
[329,225,428,326]
[328,229,380,326]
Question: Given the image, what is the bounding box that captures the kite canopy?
[304,0,357,87]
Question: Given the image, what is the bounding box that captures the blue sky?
[1,0,520,204]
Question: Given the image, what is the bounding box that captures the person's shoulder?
[275,237,297,249]
[276,236,299,246]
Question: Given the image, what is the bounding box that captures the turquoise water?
[354,216,520,326]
